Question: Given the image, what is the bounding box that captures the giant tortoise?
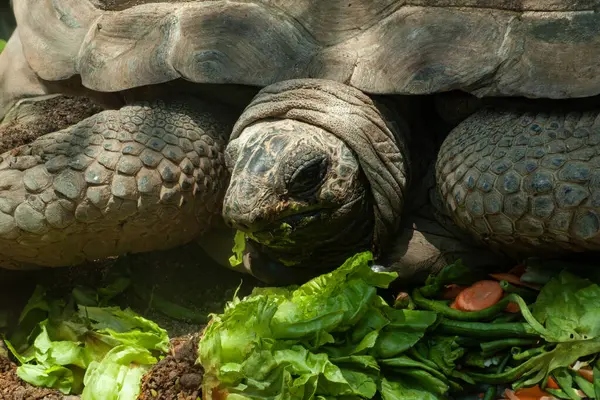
[1,0,600,284]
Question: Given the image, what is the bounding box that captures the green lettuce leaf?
[380,377,444,400]
[81,345,157,400]
[229,230,247,267]
[200,251,434,400]
[533,270,600,342]
[4,283,169,398]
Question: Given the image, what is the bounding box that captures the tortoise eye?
[288,157,328,198]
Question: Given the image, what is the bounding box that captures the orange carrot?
[489,273,542,291]
[510,384,554,399]
[453,280,504,312]
[545,376,560,390]
[505,301,521,313]
[576,366,594,383]
[442,284,466,300]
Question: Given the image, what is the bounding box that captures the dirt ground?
[0,95,103,154]
[0,242,264,399]
[0,90,262,400]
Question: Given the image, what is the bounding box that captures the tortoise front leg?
[436,107,600,258]
[0,97,236,270]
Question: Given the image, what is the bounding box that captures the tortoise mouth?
[247,209,327,249]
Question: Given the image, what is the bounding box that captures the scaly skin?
[437,107,600,258]
[0,97,235,269]
[223,119,374,277]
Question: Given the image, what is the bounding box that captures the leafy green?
[229,230,247,267]
[199,251,452,399]
[533,270,600,342]
[0,40,5,54]
[82,345,157,400]
[3,283,169,398]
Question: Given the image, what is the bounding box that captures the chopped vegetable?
[2,282,169,399]
[228,230,247,267]
[453,280,504,312]
[198,255,600,400]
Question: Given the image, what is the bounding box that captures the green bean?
[437,318,540,338]
[481,338,539,356]
[511,345,549,361]
[483,353,511,400]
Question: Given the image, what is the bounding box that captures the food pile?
[2,280,170,399]
[199,252,600,400]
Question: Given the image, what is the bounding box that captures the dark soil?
[0,95,103,154]
[139,333,204,400]
[0,242,262,400]
[0,351,76,400]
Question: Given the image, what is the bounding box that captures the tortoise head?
[222,118,375,284]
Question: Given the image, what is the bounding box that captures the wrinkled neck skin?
[222,119,375,285]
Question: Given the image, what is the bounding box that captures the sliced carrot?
[489,273,542,291]
[513,384,553,398]
[450,300,460,310]
[576,366,594,383]
[545,376,560,390]
[453,280,504,312]
[442,284,466,300]
[505,301,521,313]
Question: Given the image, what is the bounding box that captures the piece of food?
[3,283,169,400]
[228,230,247,267]
[453,280,504,312]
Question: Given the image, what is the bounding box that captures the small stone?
[14,203,47,234]
[23,166,51,193]
[53,170,86,200]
